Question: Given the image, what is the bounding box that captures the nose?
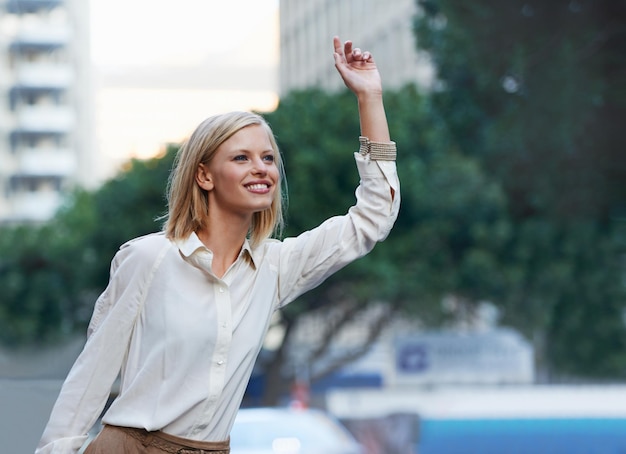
[251,156,268,175]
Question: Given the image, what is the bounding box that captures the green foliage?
[265,86,511,323]
[76,147,176,292]
[0,147,176,345]
[0,226,68,345]
[415,0,626,378]
[415,0,626,221]
[545,223,626,377]
[267,89,361,234]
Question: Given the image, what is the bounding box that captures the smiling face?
[196,124,279,223]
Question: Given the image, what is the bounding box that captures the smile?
[245,183,270,192]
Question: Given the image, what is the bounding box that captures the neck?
[196,213,251,279]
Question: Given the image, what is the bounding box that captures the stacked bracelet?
[359,136,397,161]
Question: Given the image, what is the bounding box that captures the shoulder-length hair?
[163,111,286,247]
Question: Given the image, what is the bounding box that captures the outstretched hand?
[333,36,383,97]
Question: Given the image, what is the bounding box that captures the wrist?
[359,136,396,161]
[356,91,384,104]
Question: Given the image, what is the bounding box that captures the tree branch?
[310,302,400,383]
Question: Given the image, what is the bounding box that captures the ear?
[196,163,214,191]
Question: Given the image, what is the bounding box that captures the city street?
[0,337,84,452]
[0,379,62,453]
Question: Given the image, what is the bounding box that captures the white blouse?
[36,153,400,454]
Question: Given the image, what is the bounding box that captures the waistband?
[111,425,230,454]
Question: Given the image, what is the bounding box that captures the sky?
[89,0,280,181]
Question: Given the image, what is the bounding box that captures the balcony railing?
[14,63,74,89]
[9,25,71,51]
[14,105,74,133]
[16,147,76,177]
[5,0,64,14]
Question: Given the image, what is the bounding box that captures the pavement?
[0,337,84,453]
[0,378,64,453]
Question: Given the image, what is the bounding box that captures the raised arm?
[332,36,390,143]
[275,38,400,308]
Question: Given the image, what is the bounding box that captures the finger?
[333,50,344,69]
[333,36,344,58]
[353,48,362,60]
[344,40,353,62]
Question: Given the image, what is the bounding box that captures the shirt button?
[218,287,225,293]
[217,360,224,365]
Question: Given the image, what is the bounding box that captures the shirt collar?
[241,239,258,268]
[176,232,258,268]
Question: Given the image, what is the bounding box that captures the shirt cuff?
[35,435,89,454]
[353,152,400,208]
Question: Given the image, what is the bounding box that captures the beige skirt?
[85,425,230,454]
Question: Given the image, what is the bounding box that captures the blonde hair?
[163,111,286,247]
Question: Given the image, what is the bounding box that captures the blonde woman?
[36,36,400,454]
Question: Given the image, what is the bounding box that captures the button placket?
[207,281,232,412]
[214,283,230,368]
[193,281,232,432]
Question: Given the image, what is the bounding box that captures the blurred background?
[0,0,625,453]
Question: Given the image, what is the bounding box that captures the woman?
[36,36,400,454]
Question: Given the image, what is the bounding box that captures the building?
[0,0,93,224]
[279,0,433,95]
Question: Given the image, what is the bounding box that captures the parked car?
[230,407,362,454]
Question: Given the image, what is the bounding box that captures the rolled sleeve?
[354,152,400,241]
[35,435,88,454]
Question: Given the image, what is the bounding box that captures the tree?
[72,146,176,298]
[0,224,73,345]
[414,0,626,378]
[0,146,176,346]
[415,1,626,221]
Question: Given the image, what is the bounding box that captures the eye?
[233,155,248,161]
[263,154,275,163]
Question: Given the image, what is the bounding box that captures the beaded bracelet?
[359,136,397,161]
